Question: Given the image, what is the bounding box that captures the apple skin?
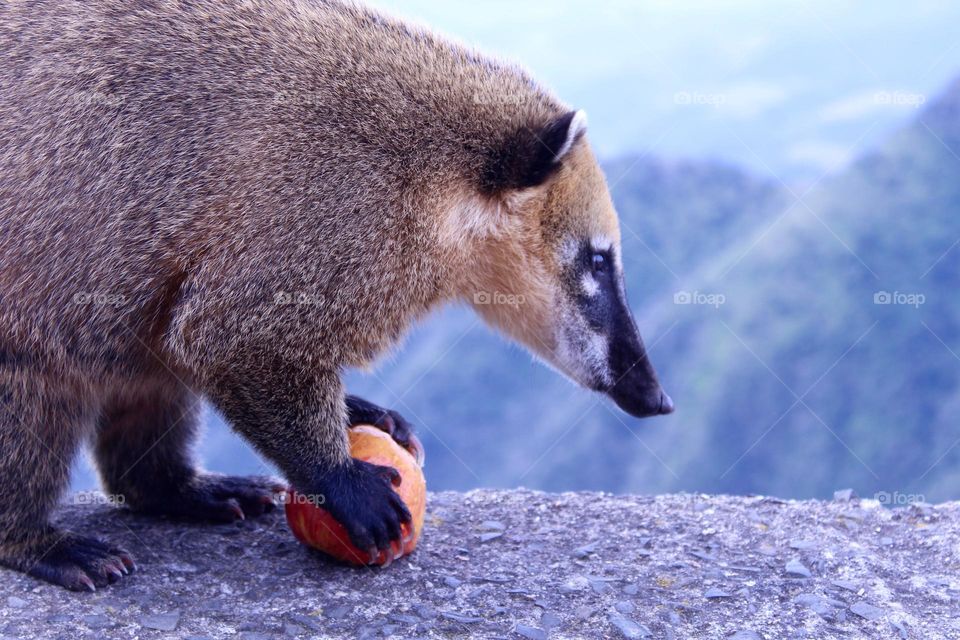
[284,425,426,565]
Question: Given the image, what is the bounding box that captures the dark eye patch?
[560,242,616,332]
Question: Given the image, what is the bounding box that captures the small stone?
[730,632,761,640]
[443,576,462,588]
[324,606,352,620]
[540,612,561,630]
[574,606,594,620]
[608,614,651,639]
[831,580,858,592]
[478,532,503,543]
[589,578,612,594]
[6,596,27,608]
[785,559,811,578]
[573,542,597,559]
[413,605,438,620]
[380,625,398,637]
[623,583,639,595]
[479,520,505,531]
[286,614,323,632]
[834,488,856,501]
[793,593,834,618]
[789,539,817,550]
[890,620,908,639]
[141,611,181,632]
[560,576,590,593]
[388,613,419,625]
[441,612,483,624]
[688,550,716,562]
[283,623,305,636]
[850,602,883,621]
[879,537,894,546]
[515,624,547,640]
[83,614,115,629]
[704,588,731,599]
[615,601,635,614]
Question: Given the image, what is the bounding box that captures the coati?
[0,0,673,590]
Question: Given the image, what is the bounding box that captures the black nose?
[607,383,675,419]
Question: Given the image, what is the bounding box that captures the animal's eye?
[591,253,606,273]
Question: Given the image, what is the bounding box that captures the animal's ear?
[483,110,587,193]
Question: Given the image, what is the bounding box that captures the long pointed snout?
[604,290,674,418]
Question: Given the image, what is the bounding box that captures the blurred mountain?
[72,78,960,502]
[337,75,960,501]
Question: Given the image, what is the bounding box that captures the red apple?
[284,425,426,566]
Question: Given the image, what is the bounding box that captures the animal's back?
[0,0,561,365]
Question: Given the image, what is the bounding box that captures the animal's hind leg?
[94,381,284,522]
[0,371,134,591]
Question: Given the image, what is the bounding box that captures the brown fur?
[0,0,631,588]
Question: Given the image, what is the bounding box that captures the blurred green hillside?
[332,77,960,501]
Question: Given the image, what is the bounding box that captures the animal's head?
[456,109,673,418]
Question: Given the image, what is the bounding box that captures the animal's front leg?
[346,395,425,466]
[207,366,412,562]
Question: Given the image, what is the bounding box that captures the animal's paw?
[308,458,412,563]
[346,396,425,466]
[137,474,285,523]
[10,533,136,592]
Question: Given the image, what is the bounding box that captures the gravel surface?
[1,490,958,639]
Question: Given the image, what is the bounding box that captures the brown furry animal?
[0,0,672,591]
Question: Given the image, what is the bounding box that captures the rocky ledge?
[1,490,958,639]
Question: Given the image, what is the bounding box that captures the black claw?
[19,534,136,592]
[306,458,410,556]
[346,396,424,465]
[132,474,283,523]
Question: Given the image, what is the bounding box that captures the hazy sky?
[369,0,960,183]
